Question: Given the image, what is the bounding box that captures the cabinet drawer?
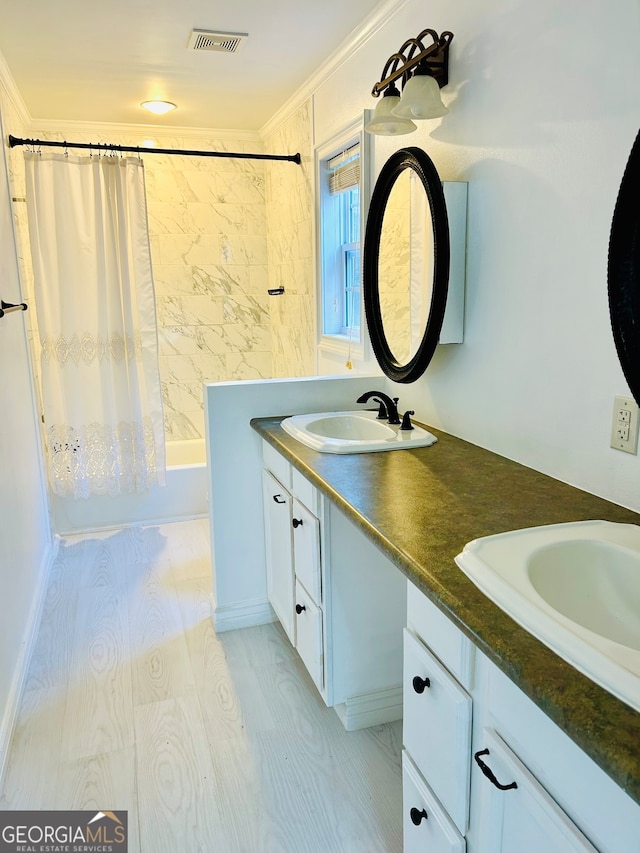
[407,581,474,690]
[263,440,292,489]
[295,580,324,690]
[404,628,472,835]
[403,751,465,853]
[292,498,321,603]
[292,467,318,514]
[472,729,599,853]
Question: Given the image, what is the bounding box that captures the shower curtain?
[24,151,165,499]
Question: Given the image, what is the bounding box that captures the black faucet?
[356,390,401,425]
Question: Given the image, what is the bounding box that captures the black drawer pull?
[292,518,303,528]
[474,748,518,790]
[412,675,431,694]
[410,807,428,826]
[295,603,306,614]
[272,494,286,504]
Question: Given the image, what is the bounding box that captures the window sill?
[318,334,363,356]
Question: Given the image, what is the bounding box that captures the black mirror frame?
[363,146,450,384]
[608,129,640,407]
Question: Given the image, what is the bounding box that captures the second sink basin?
[528,538,640,651]
[455,520,640,712]
[281,410,437,454]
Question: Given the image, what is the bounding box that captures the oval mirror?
[609,129,640,407]
[363,146,450,384]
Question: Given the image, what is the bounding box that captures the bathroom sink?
[455,520,640,711]
[281,410,437,454]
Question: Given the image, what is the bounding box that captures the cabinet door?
[292,498,321,602]
[403,629,472,835]
[403,752,465,853]
[262,469,295,644]
[472,729,599,853]
[295,580,324,690]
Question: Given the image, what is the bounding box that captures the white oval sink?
[305,414,396,441]
[455,520,640,711]
[281,410,437,454]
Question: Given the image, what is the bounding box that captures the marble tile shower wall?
[265,101,316,377]
[145,139,271,440]
[12,130,273,442]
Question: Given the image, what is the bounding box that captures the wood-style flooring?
[0,519,403,852]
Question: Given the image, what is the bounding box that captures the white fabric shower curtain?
[25,151,165,499]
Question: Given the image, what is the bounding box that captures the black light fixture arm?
[371,29,454,98]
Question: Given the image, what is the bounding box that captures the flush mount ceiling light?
[365,29,453,136]
[140,100,177,115]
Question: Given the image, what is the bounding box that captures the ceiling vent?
[187,29,248,53]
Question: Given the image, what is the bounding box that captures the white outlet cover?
[610,395,639,454]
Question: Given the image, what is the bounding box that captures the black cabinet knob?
[272,494,286,504]
[295,603,306,614]
[412,675,431,694]
[292,518,303,528]
[410,807,428,826]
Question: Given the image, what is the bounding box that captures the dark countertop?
[251,416,640,806]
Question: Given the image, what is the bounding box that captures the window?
[318,138,362,341]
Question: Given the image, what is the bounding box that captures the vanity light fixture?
[365,29,453,136]
[140,100,177,115]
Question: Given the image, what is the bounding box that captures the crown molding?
[0,51,31,129]
[25,117,263,143]
[260,0,410,140]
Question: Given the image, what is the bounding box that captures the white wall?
[0,70,54,779]
[312,0,640,512]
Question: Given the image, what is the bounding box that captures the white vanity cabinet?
[261,439,407,726]
[403,582,474,849]
[403,629,472,836]
[262,442,325,692]
[405,580,640,853]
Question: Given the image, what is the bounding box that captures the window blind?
[327,143,360,194]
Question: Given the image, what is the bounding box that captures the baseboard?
[54,511,208,536]
[211,594,277,633]
[333,685,403,731]
[0,535,59,787]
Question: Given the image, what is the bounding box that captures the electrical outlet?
[610,396,639,454]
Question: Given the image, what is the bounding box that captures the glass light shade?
[365,94,417,136]
[392,74,448,119]
[140,100,177,115]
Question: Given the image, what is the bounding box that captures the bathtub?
[51,438,208,535]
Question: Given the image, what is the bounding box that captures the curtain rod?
[7,135,301,165]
